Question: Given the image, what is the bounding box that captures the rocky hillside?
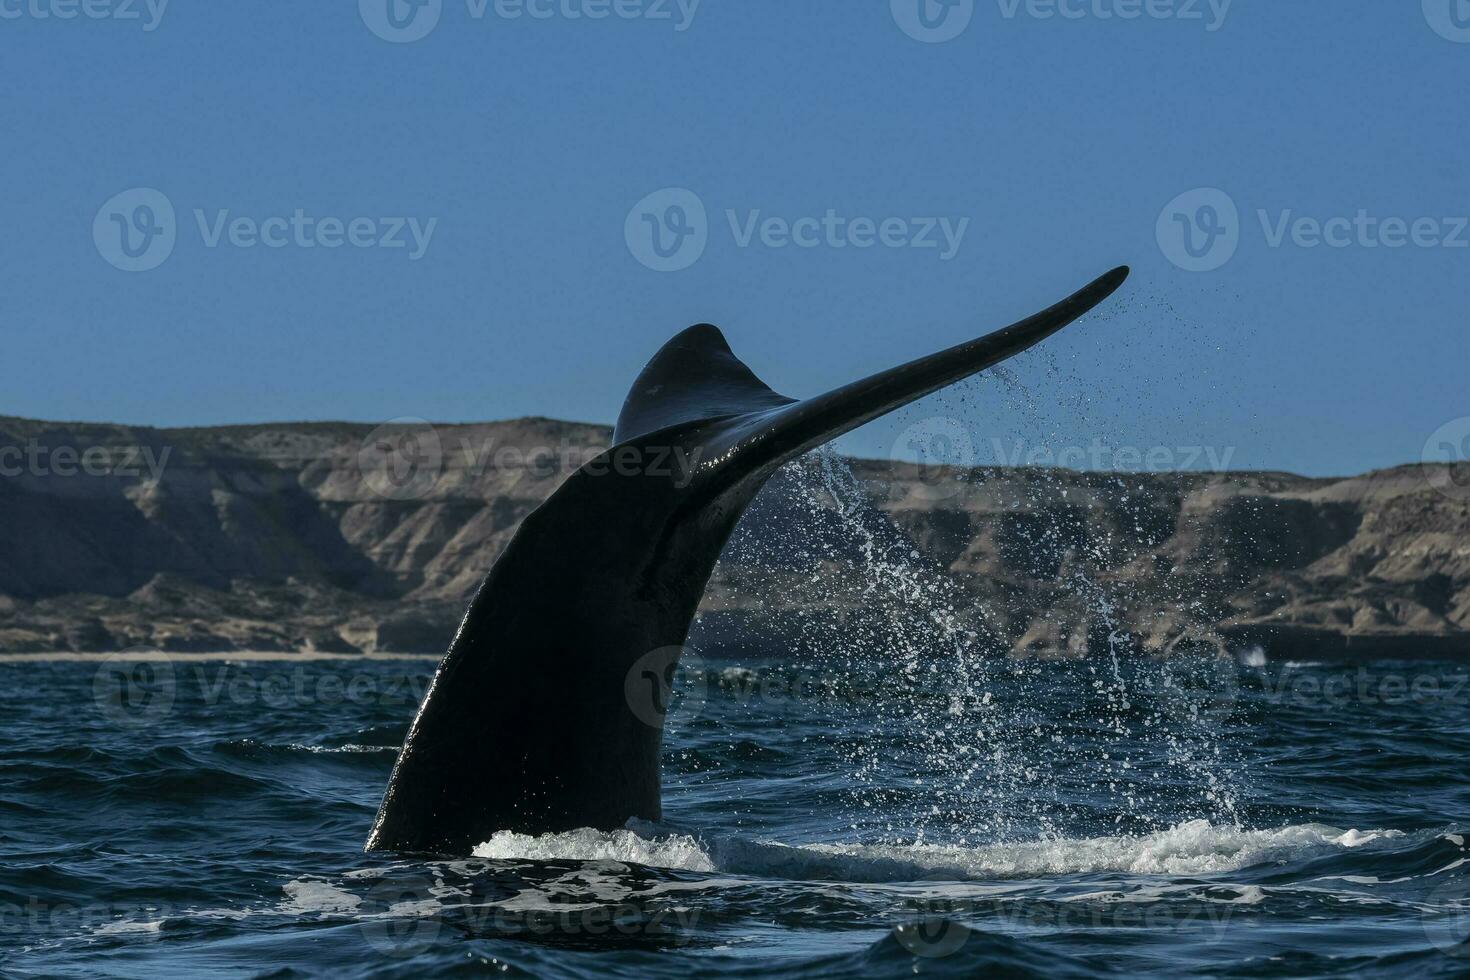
[1,415,1467,658]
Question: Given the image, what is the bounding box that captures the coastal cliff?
[2,415,1466,658]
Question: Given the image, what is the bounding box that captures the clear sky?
[2,1,1466,476]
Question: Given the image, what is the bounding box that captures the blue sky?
[1,1,1466,476]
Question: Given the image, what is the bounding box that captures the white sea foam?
[473,819,1404,882]
[474,827,718,873]
[281,878,364,914]
[92,919,165,936]
[283,743,396,754]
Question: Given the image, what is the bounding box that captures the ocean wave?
[473,819,1405,882]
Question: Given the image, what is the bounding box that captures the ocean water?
[3,652,1470,979]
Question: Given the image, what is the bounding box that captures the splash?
[471,820,1404,882]
[474,827,718,873]
[716,431,1248,844]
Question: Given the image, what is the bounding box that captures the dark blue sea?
[3,648,1469,978]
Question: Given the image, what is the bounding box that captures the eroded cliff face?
[1,415,1466,657]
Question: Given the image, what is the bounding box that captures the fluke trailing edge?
[367,266,1131,855]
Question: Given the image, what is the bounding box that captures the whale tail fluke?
[613,323,796,445]
[627,265,1131,490]
[738,265,1130,469]
[366,265,1130,856]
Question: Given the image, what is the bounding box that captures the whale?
[366,266,1130,855]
